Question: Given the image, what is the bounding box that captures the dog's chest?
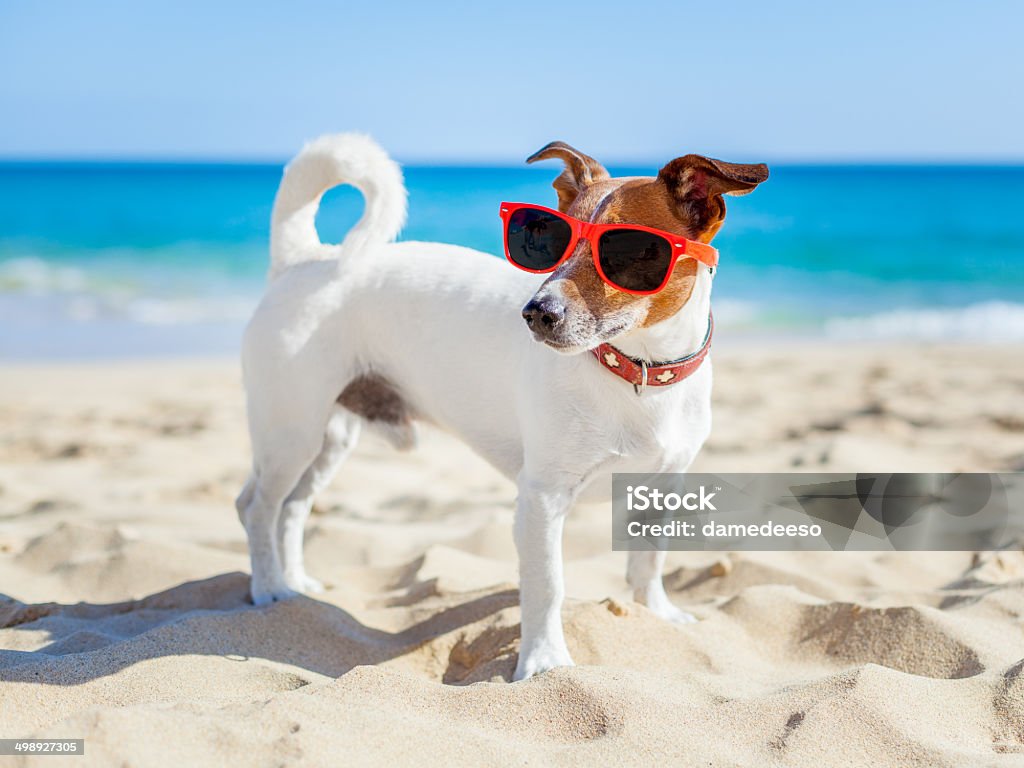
[616,399,708,469]
[572,380,712,504]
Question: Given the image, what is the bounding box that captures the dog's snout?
[522,298,565,331]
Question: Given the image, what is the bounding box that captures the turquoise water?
[1,162,1023,358]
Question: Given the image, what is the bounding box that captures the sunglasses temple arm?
[682,241,719,268]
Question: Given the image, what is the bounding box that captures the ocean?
[2,162,1023,359]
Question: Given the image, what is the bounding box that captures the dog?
[236,134,768,681]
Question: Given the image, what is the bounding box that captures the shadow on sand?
[0,573,521,684]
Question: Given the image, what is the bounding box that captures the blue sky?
[1,1,1022,163]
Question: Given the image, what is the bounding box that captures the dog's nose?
[522,298,565,331]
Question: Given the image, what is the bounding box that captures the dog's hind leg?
[626,550,696,624]
[278,408,361,594]
[240,407,330,606]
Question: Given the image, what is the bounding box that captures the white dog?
[236,134,767,680]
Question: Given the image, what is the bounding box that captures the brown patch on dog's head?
[522,143,768,353]
[641,155,769,327]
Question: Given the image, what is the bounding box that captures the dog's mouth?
[533,313,640,355]
[539,337,588,355]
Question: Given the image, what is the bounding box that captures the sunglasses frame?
[499,201,719,295]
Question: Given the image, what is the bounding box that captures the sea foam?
[825,301,1024,342]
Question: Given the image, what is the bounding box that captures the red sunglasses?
[500,201,718,295]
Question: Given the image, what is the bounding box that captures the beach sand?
[1,344,1023,766]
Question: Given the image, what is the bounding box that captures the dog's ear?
[658,155,769,239]
[527,141,610,212]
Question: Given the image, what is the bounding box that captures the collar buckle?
[633,360,648,396]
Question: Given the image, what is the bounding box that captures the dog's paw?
[300,575,325,594]
[638,589,698,625]
[250,578,300,606]
[284,571,324,594]
[658,603,698,625]
[513,645,575,681]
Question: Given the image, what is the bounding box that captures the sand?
[1,344,1023,766]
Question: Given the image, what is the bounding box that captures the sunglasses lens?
[597,230,674,292]
[505,208,573,271]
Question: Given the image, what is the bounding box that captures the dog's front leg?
[627,549,696,624]
[513,476,574,681]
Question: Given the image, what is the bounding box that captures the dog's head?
[521,142,768,352]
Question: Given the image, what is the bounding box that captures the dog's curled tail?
[269,133,407,279]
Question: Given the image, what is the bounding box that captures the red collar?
[590,313,713,393]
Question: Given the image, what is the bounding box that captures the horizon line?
[2,155,1024,169]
